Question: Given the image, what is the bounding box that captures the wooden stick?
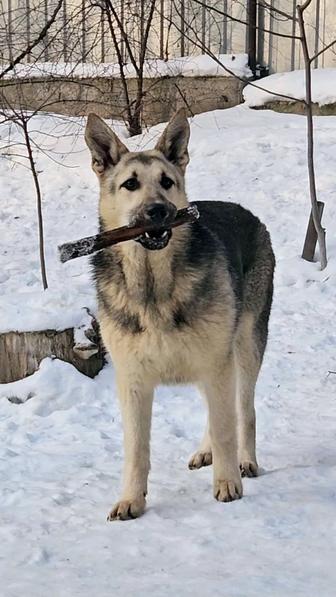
[58,204,200,263]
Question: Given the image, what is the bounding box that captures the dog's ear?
[85,113,129,176]
[155,108,190,173]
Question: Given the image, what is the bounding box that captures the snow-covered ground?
[4,53,251,80]
[244,67,336,107]
[1,106,336,596]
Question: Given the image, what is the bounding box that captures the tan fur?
[85,110,267,520]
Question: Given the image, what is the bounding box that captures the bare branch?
[258,1,296,22]
[299,0,314,11]
[310,38,336,64]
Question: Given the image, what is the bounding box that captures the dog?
[84,108,275,521]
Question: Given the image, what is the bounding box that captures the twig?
[310,38,336,64]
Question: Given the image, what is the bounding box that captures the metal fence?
[0,1,335,73]
[261,0,336,73]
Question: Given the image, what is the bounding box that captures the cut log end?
[0,327,105,384]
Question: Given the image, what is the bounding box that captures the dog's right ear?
[85,113,129,176]
[155,108,190,173]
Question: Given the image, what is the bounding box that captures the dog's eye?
[160,174,174,190]
[121,177,140,191]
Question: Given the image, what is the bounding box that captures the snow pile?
[0,106,336,595]
[244,67,336,107]
[5,53,251,80]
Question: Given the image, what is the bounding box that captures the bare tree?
[170,0,335,270]
[22,115,48,289]
[0,0,112,289]
[297,0,329,269]
[0,105,50,289]
[89,0,158,135]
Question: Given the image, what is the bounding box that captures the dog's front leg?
[107,374,154,521]
[203,357,243,502]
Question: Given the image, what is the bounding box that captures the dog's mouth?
[136,228,172,251]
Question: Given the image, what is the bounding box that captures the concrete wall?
[0,75,244,126]
[253,101,336,116]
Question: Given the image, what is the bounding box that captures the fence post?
[44,0,49,61]
[180,0,185,57]
[257,0,265,69]
[220,0,228,53]
[101,8,105,63]
[322,0,327,67]
[314,0,321,68]
[268,0,275,72]
[246,0,257,76]
[120,0,124,63]
[159,0,164,59]
[82,0,86,62]
[201,1,206,49]
[63,0,68,62]
[8,0,13,62]
[290,0,296,70]
[26,0,31,63]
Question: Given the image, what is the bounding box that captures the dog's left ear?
[85,113,129,176]
[155,108,190,173]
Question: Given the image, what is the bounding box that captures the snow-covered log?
[0,315,105,383]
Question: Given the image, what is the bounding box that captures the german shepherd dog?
[85,109,275,521]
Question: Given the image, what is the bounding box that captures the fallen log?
[0,311,105,383]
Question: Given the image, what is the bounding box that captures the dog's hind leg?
[235,312,261,478]
[107,373,154,521]
[202,356,242,502]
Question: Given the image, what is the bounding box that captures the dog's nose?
[145,202,170,224]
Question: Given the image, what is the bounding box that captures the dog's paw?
[240,461,258,478]
[214,477,243,502]
[188,450,212,470]
[107,496,146,521]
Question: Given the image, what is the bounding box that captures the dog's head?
[85,109,190,251]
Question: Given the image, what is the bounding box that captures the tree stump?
[0,316,105,384]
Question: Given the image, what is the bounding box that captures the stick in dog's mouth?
[58,204,199,263]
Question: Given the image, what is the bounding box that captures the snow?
[0,114,126,333]
[5,53,251,80]
[244,67,336,107]
[1,105,336,595]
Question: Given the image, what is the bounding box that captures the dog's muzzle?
[134,201,176,251]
